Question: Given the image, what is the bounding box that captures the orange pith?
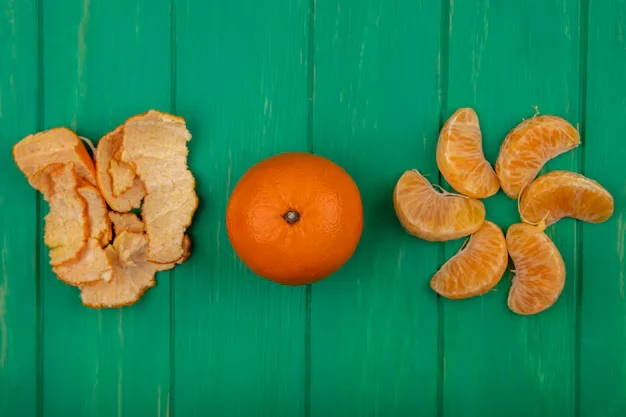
[226,152,363,286]
[430,221,508,299]
[519,170,614,226]
[393,169,485,242]
[496,115,580,199]
[437,108,500,198]
[506,222,566,315]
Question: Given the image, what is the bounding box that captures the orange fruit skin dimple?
[496,115,580,199]
[393,170,485,242]
[506,223,566,315]
[519,170,614,226]
[437,108,500,198]
[226,152,363,286]
[430,221,508,299]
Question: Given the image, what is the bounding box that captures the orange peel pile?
[13,110,198,308]
[395,108,614,315]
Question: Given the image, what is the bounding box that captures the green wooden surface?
[40,1,173,416]
[174,1,309,415]
[0,0,625,416]
[442,2,581,416]
[0,0,38,414]
[581,1,626,414]
[39,1,172,415]
[310,1,441,415]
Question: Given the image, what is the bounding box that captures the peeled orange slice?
[506,222,566,315]
[519,170,614,226]
[393,170,486,241]
[437,108,499,198]
[496,115,580,199]
[430,221,507,299]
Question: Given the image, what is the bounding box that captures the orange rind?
[43,164,89,266]
[120,110,198,264]
[13,110,197,308]
[78,185,112,246]
[80,232,156,308]
[109,211,145,235]
[13,127,97,197]
[53,239,114,286]
[95,125,146,213]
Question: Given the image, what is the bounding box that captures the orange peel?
[13,127,97,197]
[95,125,146,213]
[120,110,198,264]
[43,164,89,266]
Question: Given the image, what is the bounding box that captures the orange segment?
[436,108,499,198]
[496,115,580,199]
[393,170,486,241]
[430,221,507,299]
[519,170,614,226]
[506,223,566,315]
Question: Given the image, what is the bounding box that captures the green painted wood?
[580,1,626,415]
[40,0,172,415]
[2,1,626,416]
[0,0,39,414]
[442,1,582,416]
[310,1,442,415]
[173,0,309,415]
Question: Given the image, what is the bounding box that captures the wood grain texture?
[40,0,172,415]
[580,1,626,415]
[310,1,441,415]
[173,0,309,415]
[1,1,626,416]
[442,1,581,416]
[0,0,39,414]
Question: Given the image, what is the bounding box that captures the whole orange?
[226,152,363,285]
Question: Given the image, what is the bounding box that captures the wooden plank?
[580,1,626,415]
[0,0,39,414]
[173,0,309,415]
[441,1,582,415]
[40,0,172,415]
[310,1,441,415]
